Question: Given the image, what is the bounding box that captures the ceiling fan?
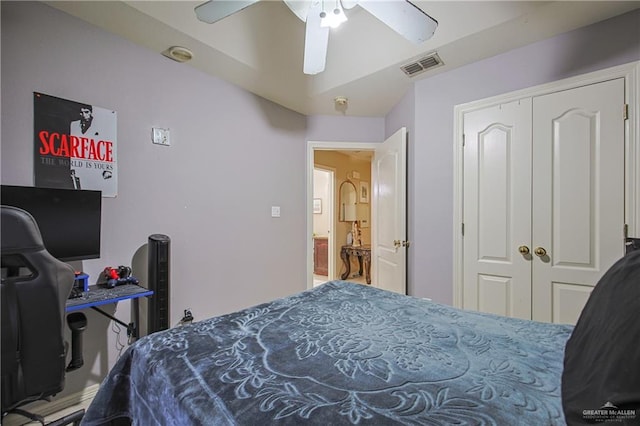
[194,0,438,75]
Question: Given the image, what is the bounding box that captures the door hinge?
[462,134,466,147]
[461,222,465,236]
[623,104,629,120]
[624,223,629,239]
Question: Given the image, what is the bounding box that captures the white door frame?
[452,61,640,309]
[307,141,379,289]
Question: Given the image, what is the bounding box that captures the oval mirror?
[339,180,358,222]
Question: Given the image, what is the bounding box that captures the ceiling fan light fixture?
[197,0,437,76]
[320,1,347,29]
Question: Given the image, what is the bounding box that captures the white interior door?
[462,99,533,319]
[373,127,407,294]
[531,78,625,323]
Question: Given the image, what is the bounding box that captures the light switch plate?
[271,206,281,218]
[152,127,170,146]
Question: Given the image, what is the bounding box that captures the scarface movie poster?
[34,92,117,197]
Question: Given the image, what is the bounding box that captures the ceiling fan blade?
[194,0,259,24]
[303,1,330,75]
[282,0,311,22]
[340,0,360,10]
[357,0,437,43]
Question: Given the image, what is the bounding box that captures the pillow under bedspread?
[562,250,640,425]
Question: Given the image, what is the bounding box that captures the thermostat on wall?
[152,127,170,146]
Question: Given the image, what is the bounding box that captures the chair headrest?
[1,205,45,253]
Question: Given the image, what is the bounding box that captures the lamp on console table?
[351,220,361,247]
[352,203,369,247]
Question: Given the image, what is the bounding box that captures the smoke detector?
[162,46,194,63]
[334,96,348,107]
[334,96,349,114]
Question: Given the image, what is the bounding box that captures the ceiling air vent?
[401,53,443,77]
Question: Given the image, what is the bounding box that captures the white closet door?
[531,78,625,324]
[462,99,533,319]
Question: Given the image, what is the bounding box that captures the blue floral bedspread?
[82,281,573,425]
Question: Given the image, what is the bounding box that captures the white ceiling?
[47,1,640,116]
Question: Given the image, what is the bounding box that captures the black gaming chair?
[1,205,84,425]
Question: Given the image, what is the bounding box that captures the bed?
[81,280,578,425]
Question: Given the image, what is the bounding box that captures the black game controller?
[107,276,140,288]
[102,266,139,288]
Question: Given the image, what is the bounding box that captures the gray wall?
[307,115,384,142]
[409,8,640,303]
[1,1,311,314]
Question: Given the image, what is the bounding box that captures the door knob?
[534,247,547,257]
[518,245,530,255]
[393,240,401,248]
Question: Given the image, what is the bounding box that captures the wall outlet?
[271,206,281,217]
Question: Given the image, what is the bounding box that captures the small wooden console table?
[340,244,371,284]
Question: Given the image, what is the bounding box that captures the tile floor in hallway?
[314,273,369,287]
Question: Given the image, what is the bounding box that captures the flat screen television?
[1,185,102,261]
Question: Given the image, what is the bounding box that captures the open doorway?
[307,141,378,289]
[307,128,408,294]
